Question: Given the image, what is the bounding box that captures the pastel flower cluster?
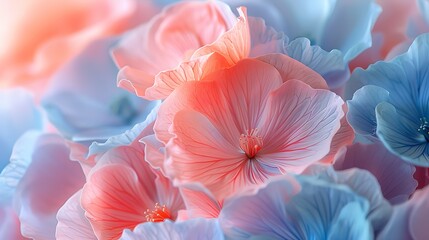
[1,0,429,239]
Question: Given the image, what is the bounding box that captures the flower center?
[418,117,429,142]
[110,95,138,124]
[144,203,172,222]
[239,129,263,159]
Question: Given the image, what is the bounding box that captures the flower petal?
[259,79,344,173]
[56,190,97,240]
[376,102,429,166]
[347,85,390,140]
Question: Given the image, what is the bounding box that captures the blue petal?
[376,102,429,166]
[303,165,392,232]
[42,37,158,141]
[0,89,42,171]
[120,219,224,240]
[285,37,349,88]
[320,0,381,62]
[347,85,389,140]
[328,202,372,240]
[220,175,371,240]
[418,0,429,25]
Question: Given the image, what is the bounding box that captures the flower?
[79,124,184,240]
[112,1,238,100]
[158,56,344,200]
[347,33,429,166]
[219,175,372,239]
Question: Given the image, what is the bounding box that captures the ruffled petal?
[285,37,349,89]
[112,1,234,99]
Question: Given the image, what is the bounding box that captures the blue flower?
[42,37,159,142]
[347,33,429,166]
[219,175,372,240]
[120,218,224,240]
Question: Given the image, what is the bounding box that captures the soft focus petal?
[0,0,145,90]
[0,88,42,171]
[334,142,417,204]
[320,0,381,62]
[42,37,157,140]
[56,190,96,240]
[378,185,429,240]
[14,134,85,239]
[121,219,224,240]
[0,205,26,240]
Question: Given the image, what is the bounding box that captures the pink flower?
[79,129,184,240]
[156,56,344,200]
[113,1,285,100]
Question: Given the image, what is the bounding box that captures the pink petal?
[146,52,230,100]
[179,183,222,219]
[140,134,166,173]
[192,7,250,65]
[112,1,233,99]
[259,80,344,173]
[320,104,354,164]
[257,54,328,89]
[81,164,153,240]
[248,17,285,57]
[155,58,283,145]
[166,109,247,199]
[56,190,96,240]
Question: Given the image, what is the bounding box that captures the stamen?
[239,128,263,159]
[418,117,429,142]
[144,203,172,222]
